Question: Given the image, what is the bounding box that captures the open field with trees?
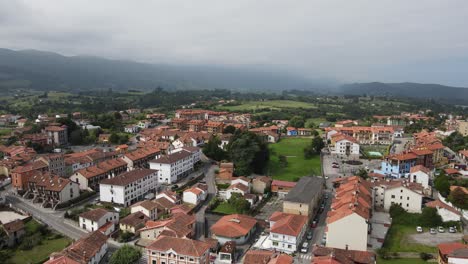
[217,100,317,111]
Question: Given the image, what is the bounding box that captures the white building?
[426,199,462,222]
[182,183,208,205]
[99,168,158,207]
[149,147,200,184]
[408,165,431,189]
[124,124,139,134]
[373,180,424,213]
[268,212,308,253]
[78,208,119,233]
[330,133,360,156]
[146,236,211,264]
[130,200,159,220]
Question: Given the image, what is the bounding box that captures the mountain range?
[0,48,467,103]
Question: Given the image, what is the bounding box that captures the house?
[217,241,236,264]
[243,250,293,264]
[27,173,80,207]
[146,236,211,264]
[131,200,159,220]
[297,128,313,136]
[334,120,356,128]
[183,183,208,205]
[216,163,235,184]
[45,231,108,264]
[264,131,280,143]
[326,177,372,251]
[408,165,431,189]
[330,133,360,157]
[210,214,257,245]
[139,213,196,241]
[10,160,49,192]
[268,212,308,253]
[0,219,25,247]
[71,158,128,191]
[124,124,139,134]
[156,190,180,204]
[78,208,119,233]
[426,200,462,222]
[373,179,424,213]
[122,147,162,170]
[98,134,111,143]
[225,183,250,200]
[312,245,376,264]
[375,152,418,178]
[459,149,468,162]
[149,147,200,184]
[283,176,324,217]
[252,176,272,194]
[99,169,159,207]
[138,120,152,129]
[286,127,297,136]
[119,211,149,234]
[438,242,468,264]
[188,120,206,132]
[271,180,296,198]
[45,125,68,146]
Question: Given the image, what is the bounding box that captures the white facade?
[408,171,430,189]
[326,213,369,251]
[124,125,139,134]
[78,211,119,232]
[182,188,207,205]
[58,181,80,203]
[331,139,360,156]
[99,170,158,207]
[149,148,199,184]
[436,207,461,222]
[131,203,158,220]
[383,186,423,213]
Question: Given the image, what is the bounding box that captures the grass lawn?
[383,224,437,253]
[213,202,240,214]
[377,257,428,264]
[218,100,316,111]
[268,137,321,181]
[8,237,71,264]
[0,128,12,136]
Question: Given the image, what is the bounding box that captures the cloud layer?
[1,0,468,86]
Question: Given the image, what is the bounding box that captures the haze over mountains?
[0,48,467,103]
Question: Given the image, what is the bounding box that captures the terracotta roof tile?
[79,208,111,222]
[211,214,257,238]
[147,236,210,257]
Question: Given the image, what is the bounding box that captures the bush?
[420,252,432,260]
[109,245,141,264]
[118,231,134,243]
[377,248,390,260]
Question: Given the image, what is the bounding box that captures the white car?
[416,226,423,233]
[449,227,456,233]
[430,228,436,234]
[301,242,309,253]
[438,226,445,233]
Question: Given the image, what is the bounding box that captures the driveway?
[409,231,465,246]
[255,196,282,220]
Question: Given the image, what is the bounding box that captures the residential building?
[27,173,80,207]
[459,149,468,162]
[252,176,272,194]
[438,242,468,264]
[330,133,360,157]
[99,169,158,206]
[426,200,462,222]
[243,250,293,264]
[268,212,308,253]
[325,126,394,145]
[283,176,324,217]
[205,121,224,134]
[146,236,211,264]
[312,245,376,264]
[334,120,356,128]
[210,214,257,245]
[183,183,208,205]
[408,165,431,189]
[457,120,468,136]
[149,147,200,184]
[373,179,424,213]
[0,219,25,247]
[188,120,206,132]
[139,213,196,241]
[122,147,161,170]
[286,127,297,136]
[124,124,139,134]
[45,231,108,264]
[11,160,49,191]
[375,152,418,178]
[271,180,296,198]
[78,208,119,233]
[37,154,66,177]
[71,158,128,191]
[171,118,189,130]
[119,211,149,234]
[326,176,372,251]
[216,163,235,184]
[131,200,159,220]
[45,125,68,146]
[217,241,236,264]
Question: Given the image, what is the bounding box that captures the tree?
[305,120,316,129]
[356,168,368,179]
[109,245,141,264]
[419,207,442,227]
[389,204,406,219]
[434,173,451,197]
[228,131,269,175]
[203,136,227,161]
[304,136,324,159]
[448,187,468,209]
[278,155,288,167]
[289,116,305,128]
[223,125,236,134]
[228,193,250,213]
[109,133,120,144]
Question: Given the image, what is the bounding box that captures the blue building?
[286,127,298,136]
[375,152,418,178]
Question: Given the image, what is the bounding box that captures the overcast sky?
[1,0,468,86]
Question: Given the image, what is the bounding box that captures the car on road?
[430,228,436,234]
[324,193,329,199]
[332,165,339,168]
[332,162,338,165]
[449,227,456,233]
[321,234,326,246]
[301,242,309,253]
[306,231,313,240]
[416,226,423,233]
[311,220,317,228]
[438,226,445,233]
[324,175,329,179]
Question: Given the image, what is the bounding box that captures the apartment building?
[122,147,161,170]
[330,133,360,157]
[268,212,308,253]
[45,125,68,146]
[283,176,324,217]
[146,236,211,264]
[326,126,394,145]
[99,169,158,206]
[27,173,80,207]
[149,147,200,184]
[373,178,424,213]
[71,158,128,191]
[78,208,119,232]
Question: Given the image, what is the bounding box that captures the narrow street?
[195,159,217,240]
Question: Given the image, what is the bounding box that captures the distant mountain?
[0,48,330,93]
[340,82,468,104]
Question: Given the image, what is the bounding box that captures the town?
[0,94,467,264]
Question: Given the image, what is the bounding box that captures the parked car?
[324,193,329,199]
[301,242,309,253]
[449,227,456,233]
[324,175,329,179]
[306,231,313,240]
[430,228,436,234]
[321,234,327,245]
[438,226,445,233]
[332,165,339,168]
[332,162,338,165]
[416,226,423,233]
[311,220,317,228]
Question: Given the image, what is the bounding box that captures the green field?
[217,100,316,111]
[213,202,240,214]
[377,257,428,264]
[268,137,321,181]
[383,225,437,253]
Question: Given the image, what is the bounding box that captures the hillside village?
[0,104,467,264]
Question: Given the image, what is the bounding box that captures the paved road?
[195,161,217,240]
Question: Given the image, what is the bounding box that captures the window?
[391,195,395,198]
[272,241,279,246]
[407,197,410,200]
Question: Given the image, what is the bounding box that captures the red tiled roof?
[438,242,468,256]
[120,211,149,228]
[269,212,308,237]
[211,214,257,238]
[79,208,110,222]
[410,165,431,174]
[100,169,157,186]
[147,236,210,257]
[445,168,460,175]
[271,180,296,188]
[426,199,461,216]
